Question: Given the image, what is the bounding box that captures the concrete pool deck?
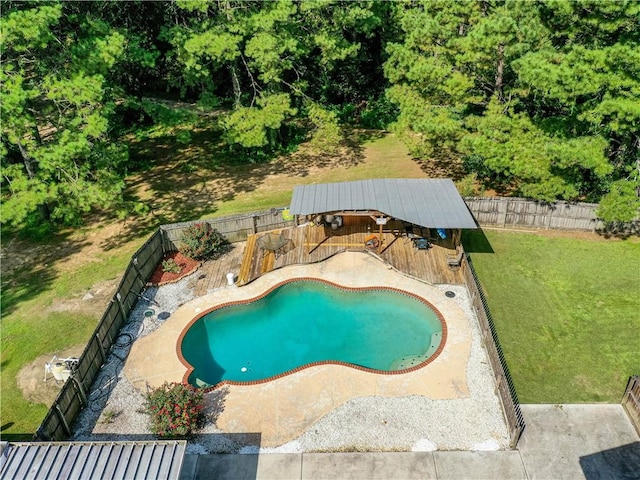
[124,252,483,447]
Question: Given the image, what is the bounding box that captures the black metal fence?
[460,251,526,448]
[35,199,635,442]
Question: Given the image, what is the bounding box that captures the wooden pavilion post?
[369,212,387,254]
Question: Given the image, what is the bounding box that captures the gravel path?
[72,276,510,453]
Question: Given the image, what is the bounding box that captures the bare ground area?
[17,345,88,407]
[480,225,639,242]
[1,220,137,279]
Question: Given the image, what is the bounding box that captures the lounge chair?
[446,247,464,268]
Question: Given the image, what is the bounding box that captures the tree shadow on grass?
[0,432,34,442]
[412,153,467,181]
[100,127,385,250]
[0,233,89,318]
[0,267,56,319]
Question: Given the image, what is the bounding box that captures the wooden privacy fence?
[160,207,295,250]
[622,376,640,436]
[33,202,634,442]
[464,197,640,233]
[460,252,526,448]
[35,231,164,441]
[34,208,294,441]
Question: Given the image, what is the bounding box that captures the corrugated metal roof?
[289,179,478,229]
[0,441,186,480]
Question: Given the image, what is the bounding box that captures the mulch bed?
[147,251,200,286]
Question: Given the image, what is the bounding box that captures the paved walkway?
[179,405,640,480]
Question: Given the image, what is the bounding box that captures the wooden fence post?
[495,373,503,394]
[499,200,508,227]
[622,375,640,435]
[160,228,166,255]
[95,332,106,363]
[131,257,146,290]
[115,292,127,324]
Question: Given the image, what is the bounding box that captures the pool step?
[391,354,427,370]
[390,332,443,370]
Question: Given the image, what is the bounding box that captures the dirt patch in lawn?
[47,279,119,316]
[17,344,87,407]
[532,228,639,242]
[1,220,143,282]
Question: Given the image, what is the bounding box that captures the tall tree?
[516,0,640,219]
[162,0,386,152]
[384,0,639,221]
[0,3,129,226]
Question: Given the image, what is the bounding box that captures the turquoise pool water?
[180,280,443,386]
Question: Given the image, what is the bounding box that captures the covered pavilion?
[230,178,479,286]
[289,178,477,254]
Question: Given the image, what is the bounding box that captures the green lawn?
[1,246,138,440]
[464,229,640,403]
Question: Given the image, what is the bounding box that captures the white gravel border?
[72,271,510,453]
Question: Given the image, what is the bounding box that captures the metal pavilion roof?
[289,178,478,229]
[0,441,186,480]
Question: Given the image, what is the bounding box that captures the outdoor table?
[257,233,288,257]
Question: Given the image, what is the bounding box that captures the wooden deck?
[191,243,245,296]
[231,221,464,286]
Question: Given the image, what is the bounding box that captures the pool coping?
[176,278,449,390]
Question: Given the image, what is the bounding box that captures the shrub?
[145,382,205,437]
[359,96,399,130]
[456,173,482,197]
[161,258,181,274]
[178,223,228,260]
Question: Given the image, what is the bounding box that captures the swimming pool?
[179,279,446,387]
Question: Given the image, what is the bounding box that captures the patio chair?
[446,246,464,268]
[413,237,430,251]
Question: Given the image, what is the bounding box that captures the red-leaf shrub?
[145,382,205,437]
[178,223,228,261]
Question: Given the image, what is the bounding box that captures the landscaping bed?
[148,252,200,286]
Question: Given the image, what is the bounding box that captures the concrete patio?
[179,404,640,480]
